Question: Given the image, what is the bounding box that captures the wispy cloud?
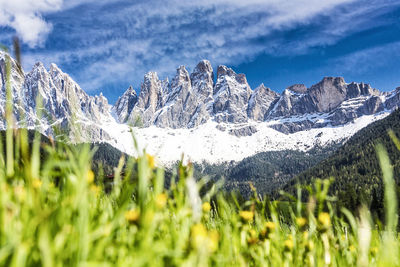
[2,0,400,99]
[0,0,63,47]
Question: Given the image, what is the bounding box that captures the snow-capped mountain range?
[0,51,399,165]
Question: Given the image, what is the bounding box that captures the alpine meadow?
[1,0,400,266]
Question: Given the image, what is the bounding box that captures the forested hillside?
[283,109,400,217]
[192,146,337,197]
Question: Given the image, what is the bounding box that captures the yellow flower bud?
[190,224,219,252]
[284,239,294,252]
[318,212,331,230]
[87,170,95,183]
[155,193,168,209]
[296,217,307,228]
[247,228,259,245]
[303,231,309,240]
[146,154,155,169]
[32,179,42,189]
[207,230,219,252]
[265,221,276,231]
[306,240,314,252]
[202,202,211,213]
[260,221,276,240]
[125,209,140,223]
[191,223,208,250]
[239,210,254,222]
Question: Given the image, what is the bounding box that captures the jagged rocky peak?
[114,86,138,122]
[49,63,62,76]
[308,77,348,112]
[248,84,279,121]
[0,51,25,96]
[213,65,252,123]
[172,65,190,85]
[23,61,57,111]
[162,65,192,104]
[127,72,164,126]
[216,65,250,87]
[385,86,400,110]
[216,65,235,78]
[346,82,379,98]
[287,84,307,94]
[155,64,211,129]
[190,60,214,100]
[94,92,109,114]
[161,78,169,93]
[25,62,50,89]
[137,71,163,110]
[168,65,191,101]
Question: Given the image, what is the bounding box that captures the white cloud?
[16,0,400,96]
[0,0,63,47]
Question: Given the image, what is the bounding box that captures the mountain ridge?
[113,61,392,135]
[1,50,399,164]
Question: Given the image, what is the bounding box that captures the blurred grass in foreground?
[1,45,400,267]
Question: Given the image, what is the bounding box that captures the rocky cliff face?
[113,60,400,135]
[2,50,400,143]
[114,86,138,123]
[0,51,112,142]
[247,84,279,121]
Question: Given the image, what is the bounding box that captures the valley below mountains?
[1,51,399,166]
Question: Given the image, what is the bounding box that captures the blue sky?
[1,0,400,103]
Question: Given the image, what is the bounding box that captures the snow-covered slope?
[0,51,399,165]
[99,112,389,165]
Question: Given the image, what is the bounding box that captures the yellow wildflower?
[296,217,307,228]
[146,154,155,169]
[303,231,309,240]
[191,224,219,252]
[155,193,168,209]
[191,223,208,250]
[207,230,219,252]
[265,221,276,231]
[239,210,254,222]
[202,202,211,213]
[247,229,258,245]
[318,212,331,231]
[305,240,314,252]
[260,221,276,240]
[87,170,95,183]
[125,209,140,223]
[349,245,356,252]
[284,239,294,252]
[32,179,42,189]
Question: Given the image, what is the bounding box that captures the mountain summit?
[113,62,392,135]
[1,51,399,164]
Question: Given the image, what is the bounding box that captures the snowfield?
[100,111,389,166]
